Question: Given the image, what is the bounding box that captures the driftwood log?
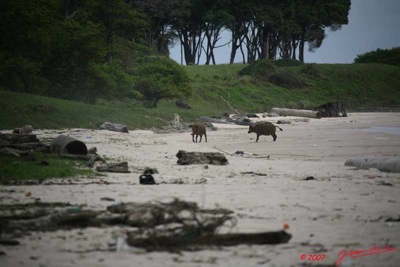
[96,162,130,173]
[12,125,34,134]
[0,147,34,158]
[2,199,291,251]
[270,107,321,119]
[50,135,87,155]
[345,156,400,173]
[0,133,40,144]
[100,122,129,133]
[176,150,228,165]
[314,102,347,117]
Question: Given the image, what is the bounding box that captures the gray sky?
[169,0,400,64]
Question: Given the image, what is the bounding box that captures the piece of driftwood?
[0,142,45,150]
[176,150,228,165]
[314,102,347,117]
[195,230,291,246]
[96,162,130,173]
[0,147,33,158]
[270,107,321,119]
[50,135,87,155]
[221,96,240,114]
[0,133,40,144]
[345,156,400,173]
[213,146,270,159]
[12,125,34,134]
[100,122,129,133]
[85,154,105,168]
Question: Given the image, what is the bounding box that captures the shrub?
[134,57,191,108]
[354,47,400,66]
[301,63,321,78]
[274,58,303,67]
[238,59,277,78]
[268,69,307,89]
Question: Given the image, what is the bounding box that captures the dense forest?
[0,0,351,105]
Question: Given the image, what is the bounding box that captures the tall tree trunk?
[299,31,306,63]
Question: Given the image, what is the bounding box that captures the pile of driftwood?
[0,126,129,178]
[176,150,228,165]
[0,131,46,159]
[1,199,292,251]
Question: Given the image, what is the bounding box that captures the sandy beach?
[1,112,399,267]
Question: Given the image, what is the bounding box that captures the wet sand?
[1,112,399,267]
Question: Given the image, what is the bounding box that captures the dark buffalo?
[248,122,283,142]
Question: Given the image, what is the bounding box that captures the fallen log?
[100,122,129,133]
[96,162,130,173]
[0,133,40,144]
[196,230,291,246]
[176,150,228,165]
[270,107,321,119]
[0,147,33,158]
[50,135,87,155]
[127,230,291,250]
[12,125,34,134]
[0,142,45,150]
[345,156,400,173]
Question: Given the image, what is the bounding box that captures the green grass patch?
[0,152,97,182]
[0,63,399,130]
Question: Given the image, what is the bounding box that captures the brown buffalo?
[248,122,283,142]
[191,124,207,143]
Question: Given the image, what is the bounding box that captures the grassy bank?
[1,63,399,130]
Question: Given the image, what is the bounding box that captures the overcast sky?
[169,0,400,64]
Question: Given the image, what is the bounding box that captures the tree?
[135,57,191,108]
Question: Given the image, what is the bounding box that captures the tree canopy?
[0,0,351,105]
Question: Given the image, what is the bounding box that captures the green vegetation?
[355,47,400,66]
[1,62,399,130]
[0,152,96,182]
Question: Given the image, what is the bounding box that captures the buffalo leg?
[272,134,277,141]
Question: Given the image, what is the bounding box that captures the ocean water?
[359,127,400,135]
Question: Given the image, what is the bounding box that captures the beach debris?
[0,147,34,159]
[270,107,321,119]
[277,120,291,124]
[12,125,34,134]
[0,239,20,246]
[140,174,156,185]
[101,197,116,202]
[0,133,40,145]
[345,156,400,173]
[88,147,97,154]
[143,167,159,175]
[376,181,394,186]
[241,171,267,177]
[246,114,259,118]
[214,146,270,159]
[100,122,129,133]
[96,162,130,173]
[50,135,87,155]
[85,154,105,168]
[1,199,291,251]
[386,216,400,222]
[314,101,347,117]
[139,167,157,184]
[176,150,228,165]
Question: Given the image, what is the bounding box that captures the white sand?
[1,112,399,267]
